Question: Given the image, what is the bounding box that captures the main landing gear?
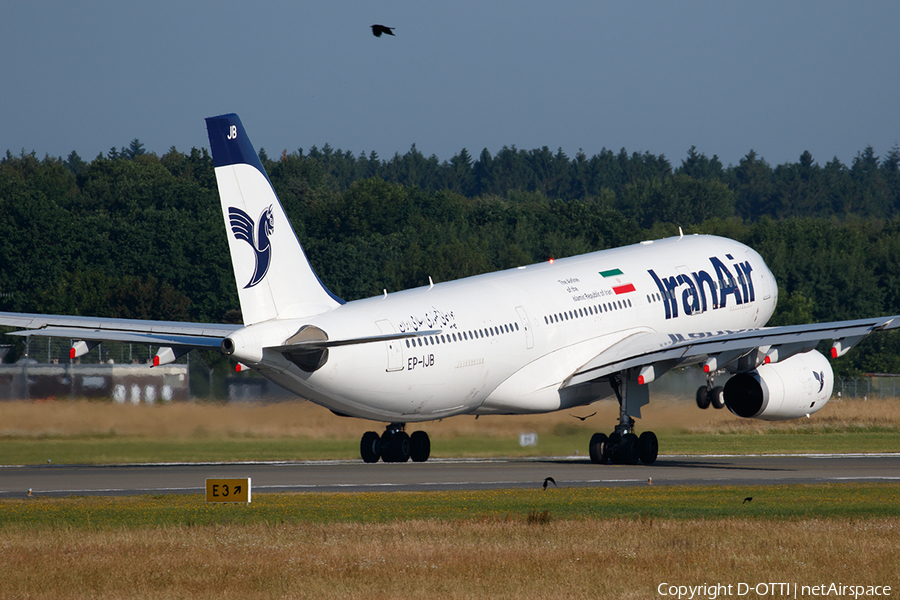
[588,373,659,465]
[360,423,431,463]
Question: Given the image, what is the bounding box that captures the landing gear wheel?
[638,431,658,465]
[696,386,711,409]
[360,431,381,463]
[589,432,608,464]
[710,386,725,409]
[589,430,658,465]
[410,431,431,462]
[619,433,640,465]
[383,431,411,463]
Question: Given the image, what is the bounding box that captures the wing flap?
[0,311,239,349]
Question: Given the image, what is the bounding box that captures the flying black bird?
[570,412,597,422]
[743,497,753,504]
[371,24,395,37]
[543,477,557,490]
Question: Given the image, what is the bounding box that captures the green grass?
[2,483,898,530]
[0,436,360,465]
[2,428,898,466]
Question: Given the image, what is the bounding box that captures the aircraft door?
[375,319,404,372]
[515,306,534,349]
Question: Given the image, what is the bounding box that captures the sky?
[2,1,899,169]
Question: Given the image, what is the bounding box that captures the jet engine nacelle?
[723,350,833,421]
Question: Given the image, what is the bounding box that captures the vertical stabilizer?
[206,114,342,324]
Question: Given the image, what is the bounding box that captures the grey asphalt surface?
[1,454,898,499]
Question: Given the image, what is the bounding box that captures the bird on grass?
[371,25,395,37]
[543,477,557,490]
[743,497,753,504]
[570,412,596,422]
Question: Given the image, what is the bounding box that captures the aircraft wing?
[0,311,239,349]
[563,315,900,389]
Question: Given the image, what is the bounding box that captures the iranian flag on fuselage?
[599,268,636,295]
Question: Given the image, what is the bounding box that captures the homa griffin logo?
[648,254,755,320]
[813,370,826,393]
[229,205,275,288]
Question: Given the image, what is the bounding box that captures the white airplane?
[3,113,899,465]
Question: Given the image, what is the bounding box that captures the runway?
[2,453,899,499]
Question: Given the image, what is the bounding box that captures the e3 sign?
[206,478,251,503]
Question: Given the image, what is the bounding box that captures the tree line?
[2,140,900,375]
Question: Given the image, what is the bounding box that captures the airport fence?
[0,336,291,402]
[835,375,900,400]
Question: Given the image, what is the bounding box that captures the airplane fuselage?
[227,234,777,423]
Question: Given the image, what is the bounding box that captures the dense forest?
[1,139,900,376]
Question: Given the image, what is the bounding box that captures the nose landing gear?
[697,372,726,410]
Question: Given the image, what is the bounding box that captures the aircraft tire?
[638,431,658,465]
[383,431,411,463]
[696,386,711,409]
[410,431,431,462]
[589,432,608,464]
[710,386,725,409]
[620,434,640,465]
[360,431,381,463]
